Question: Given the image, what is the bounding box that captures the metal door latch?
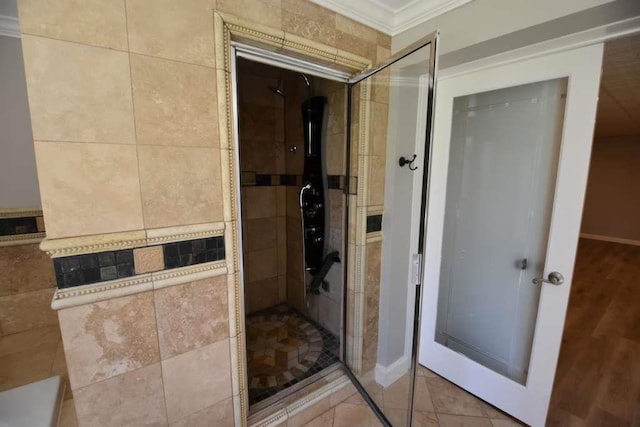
[532,271,564,286]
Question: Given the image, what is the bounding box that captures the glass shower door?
[343,34,438,426]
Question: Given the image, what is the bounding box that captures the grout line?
[34,139,222,151]
[124,1,167,422]
[121,0,147,237]
[20,32,218,71]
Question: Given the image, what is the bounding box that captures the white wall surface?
[392,0,614,54]
[0,0,18,17]
[0,35,41,208]
[581,136,640,241]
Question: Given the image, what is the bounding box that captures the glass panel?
[345,43,432,427]
[434,78,568,384]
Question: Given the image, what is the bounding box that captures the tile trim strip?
[51,260,227,310]
[40,222,225,257]
[0,208,43,219]
[53,236,225,289]
[0,209,46,246]
[0,232,46,247]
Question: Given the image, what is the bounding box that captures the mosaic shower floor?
[246,304,340,405]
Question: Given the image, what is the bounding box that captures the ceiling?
[595,33,640,138]
[311,0,472,35]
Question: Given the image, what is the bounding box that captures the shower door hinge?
[412,253,422,285]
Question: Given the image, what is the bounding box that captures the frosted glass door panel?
[435,78,567,384]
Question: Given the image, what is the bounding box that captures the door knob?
[532,271,564,286]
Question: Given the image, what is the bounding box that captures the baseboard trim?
[580,233,640,246]
[374,355,410,388]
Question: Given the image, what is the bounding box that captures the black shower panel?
[300,96,328,275]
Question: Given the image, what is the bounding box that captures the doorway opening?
[235,57,348,410]
[547,32,640,426]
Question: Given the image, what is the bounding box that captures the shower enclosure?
[231,28,439,426]
[236,58,346,408]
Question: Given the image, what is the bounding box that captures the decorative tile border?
[0,216,39,235]
[51,274,153,310]
[41,222,225,257]
[240,173,345,190]
[0,208,45,246]
[163,236,225,269]
[53,235,225,289]
[54,249,134,288]
[366,214,382,233]
[50,259,228,310]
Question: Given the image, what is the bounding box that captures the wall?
[0,232,64,394]
[16,0,389,425]
[284,69,306,313]
[393,0,612,53]
[0,28,62,396]
[237,59,287,314]
[0,35,40,208]
[581,136,640,242]
[391,0,640,69]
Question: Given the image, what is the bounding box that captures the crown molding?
[0,14,19,38]
[311,0,473,36]
[394,0,473,35]
[315,0,394,34]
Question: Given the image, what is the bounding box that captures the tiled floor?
[348,365,521,427]
[247,304,340,405]
[0,324,77,426]
[547,239,640,426]
[301,366,522,427]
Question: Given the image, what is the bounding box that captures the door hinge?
[412,253,422,285]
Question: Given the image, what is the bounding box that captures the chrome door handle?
[532,271,564,286]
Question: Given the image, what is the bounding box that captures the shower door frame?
[342,33,439,427]
[213,11,382,425]
[229,45,353,413]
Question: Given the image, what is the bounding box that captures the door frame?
[344,32,439,427]
[419,43,604,426]
[214,12,377,425]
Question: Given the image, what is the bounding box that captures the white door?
[419,44,604,426]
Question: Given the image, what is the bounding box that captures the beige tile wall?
[58,277,231,426]
[283,71,308,313]
[0,240,67,399]
[0,243,57,336]
[18,0,390,424]
[238,60,288,314]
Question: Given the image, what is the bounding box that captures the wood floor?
[547,239,640,426]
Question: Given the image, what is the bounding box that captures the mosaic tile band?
[0,216,44,236]
[240,172,345,190]
[366,214,383,233]
[54,236,225,289]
